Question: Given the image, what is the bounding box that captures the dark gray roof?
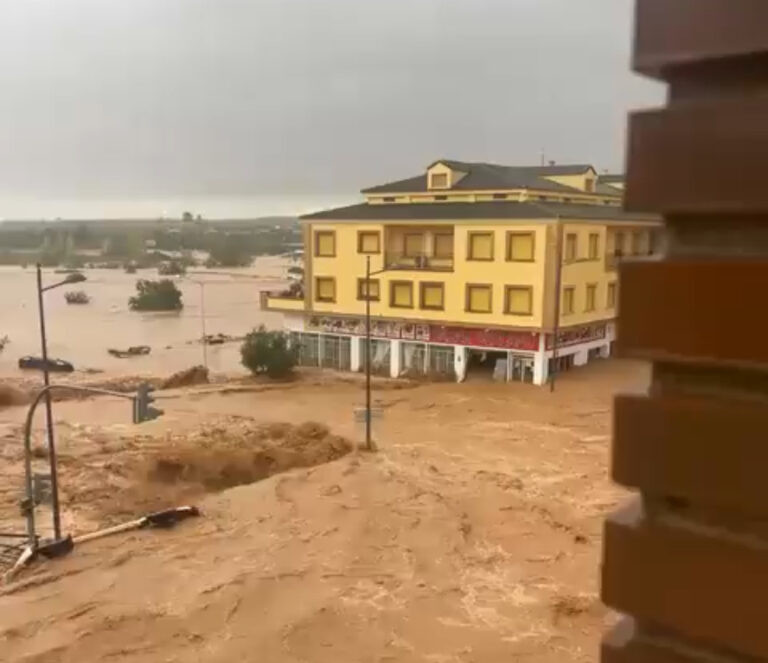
[598,173,625,184]
[435,160,594,177]
[302,201,552,221]
[301,201,658,223]
[361,160,606,195]
[594,183,623,196]
[539,202,657,222]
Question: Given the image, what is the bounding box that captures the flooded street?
[0,361,649,663]
[0,257,289,378]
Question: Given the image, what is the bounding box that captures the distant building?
[264,160,658,385]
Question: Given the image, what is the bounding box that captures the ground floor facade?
[281,314,615,387]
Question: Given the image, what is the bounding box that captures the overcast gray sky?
[0,0,663,219]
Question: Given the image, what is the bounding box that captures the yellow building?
[264,160,660,385]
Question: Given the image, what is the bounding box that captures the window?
[466,284,492,313]
[315,277,336,303]
[383,197,396,203]
[357,278,380,301]
[648,230,658,255]
[433,234,453,259]
[492,193,507,200]
[504,286,533,315]
[357,231,380,254]
[588,233,600,260]
[320,335,351,371]
[563,197,572,203]
[585,178,595,193]
[430,173,448,188]
[607,282,617,309]
[403,233,423,258]
[585,284,597,311]
[434,195,448,201]
[631,230,643,255]
[467,232,494,261]
[614,231,625,256]
[314,231,335,257]
[390,281,413,308]
[562,286,575,315]
[564,233,577,262]
[420,282,444,310]
[507,232,535,261]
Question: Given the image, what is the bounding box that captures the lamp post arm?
[22,385,138,550]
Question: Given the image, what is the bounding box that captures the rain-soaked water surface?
[0,257,289,377]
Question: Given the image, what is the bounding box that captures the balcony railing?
[260,289,305,312]
[384,252,454,272]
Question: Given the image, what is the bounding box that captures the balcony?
[260,290,306,312]
[384,251,454,272]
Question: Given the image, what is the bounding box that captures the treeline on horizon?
[0,215,302,268]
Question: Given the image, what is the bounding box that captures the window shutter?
[506,287,532,314]
[316,232,335,256]
[404,235,423,257]
[392,283,412,307]
[434,234,453,258]
[468,286,492,312]
[587,284,597,310]
[422,284,443,309]
[360,232,380,253]
[470,233,493,260]
[316,278,335,301]
[509,234,534,261]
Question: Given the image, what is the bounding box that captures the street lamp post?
[365,257,372,448]
[363,256,391,450]
[21,383,161,554]
[199,281,208,370]
[35,264,87,541]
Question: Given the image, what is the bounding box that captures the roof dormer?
[541,165,597,193]
[427,161,467,190]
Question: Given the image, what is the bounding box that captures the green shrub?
[129,279,183,311]
[240,326,297,378]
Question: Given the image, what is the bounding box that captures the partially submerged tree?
[129,279,183,311]
[240,326,297,379]
[205,234,253,268]
[158,260,186,276]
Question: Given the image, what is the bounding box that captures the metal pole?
[550,220,563,393]
[36,264,61,540]
[22,384,140,550]
[365,256,372,450]
[199,282,208,369]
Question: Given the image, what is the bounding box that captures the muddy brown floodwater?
[0,257,289,378]
[0,359,649,663]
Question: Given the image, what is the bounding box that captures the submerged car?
[18,356,75,373]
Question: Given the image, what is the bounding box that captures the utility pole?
[365,256,372,450]
[550,219,563,393]
[199,281,208,370]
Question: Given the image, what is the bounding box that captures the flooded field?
[0,257,289,378]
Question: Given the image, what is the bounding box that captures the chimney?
[548,160,556,166]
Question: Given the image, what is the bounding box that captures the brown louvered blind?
[602,2,768,662]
